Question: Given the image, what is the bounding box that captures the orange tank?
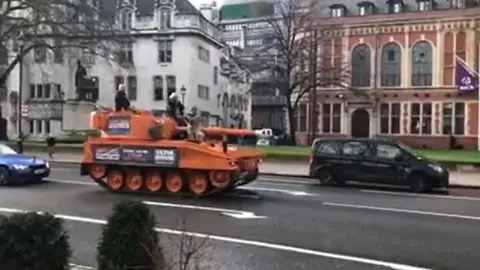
[80,107,265,197]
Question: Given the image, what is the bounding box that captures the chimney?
[240,25,247,49]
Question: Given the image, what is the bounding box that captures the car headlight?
[11,164,28,170]
[428,164,443,173]
[45,161,50,168]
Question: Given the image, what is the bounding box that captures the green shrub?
[0,212,71,270]
[97,200,164,270]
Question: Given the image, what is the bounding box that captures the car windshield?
[0,144,17,155]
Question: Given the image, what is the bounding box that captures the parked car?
[0,144,50,185]
[308,138,449,192]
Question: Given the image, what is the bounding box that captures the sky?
[190,0,223,9]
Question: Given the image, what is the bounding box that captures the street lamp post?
[180,85,186,104]
[16,39,25,154]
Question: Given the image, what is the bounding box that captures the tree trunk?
[286,101,296,146]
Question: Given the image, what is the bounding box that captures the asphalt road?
[1,163,480,270]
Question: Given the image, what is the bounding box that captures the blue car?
[0,144,50,185]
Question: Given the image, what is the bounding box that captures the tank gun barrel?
[200,127,256,137]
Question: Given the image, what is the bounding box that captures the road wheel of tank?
[209,170,230,189]
[106,170,124,191]
[145,172,163,192]
[126,171,143,191]
[165,172,183,193]
[89,164,107,180]
[188,171,210,196]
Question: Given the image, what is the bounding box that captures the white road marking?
[361,189,480,202]
[238,186,316,196]
[323,202,480,221]
[44,178,96,186]
[258,177,314,185]
[69,263,95,270]
[143,201,268,219]
[0,206,431,270]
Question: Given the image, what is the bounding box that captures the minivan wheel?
[317,168,336,185]
[409,173,430,193]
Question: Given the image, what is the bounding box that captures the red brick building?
[293,3,480,150]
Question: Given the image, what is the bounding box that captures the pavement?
[3,163,480,269]
[24,150,480,188]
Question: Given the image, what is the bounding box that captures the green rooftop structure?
[219,0,275,20]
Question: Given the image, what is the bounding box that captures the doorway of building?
[351,108,370,138]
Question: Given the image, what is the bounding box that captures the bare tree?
[257,0,350,144]
[0,0,130,87]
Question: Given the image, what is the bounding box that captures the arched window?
[380,43,402,86]
[351,44,371,87]
[411,41,433,86]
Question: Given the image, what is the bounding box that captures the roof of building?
[99,0,202,19]
[219,1,275,20]
[311,0,474,18]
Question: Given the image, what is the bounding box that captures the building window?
[297,103,307,132]
[442,102,464,135]
[34,47,47,63]
[411,41,433,86]
[153,76,164,101]
[127,75,136,100]
[45,120,50,134]
[114,75,124,92]
[351,44,371,87]
[358,3,374,15]
[44,84,51,99]
[197,85,210,100]
[418,0,432,11]
[29,120,34,134]
[36,120,43,134]
[381,43,402,87]
[330,7,345,17]
[451,0,465,8]
[82,48,95,66]
[37,84,43,98]
[118,42,133,64]
[166,75,176,97]
[388,1,403,13]
[198,46,210,63]
[322,103,341,133]
[120,10,133,30]
[380,103,400,134]
[158,40,172,63]
[160,8,171,29]
[410,103,432,135]
[213,66,218,85]
[54,40,63,63]
[29,84,35,98]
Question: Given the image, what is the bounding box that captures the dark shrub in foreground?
[0,212,71,270]
[97,200,164,270]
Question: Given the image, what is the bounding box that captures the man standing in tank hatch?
[166,92,186,126]
[114,84,131,111]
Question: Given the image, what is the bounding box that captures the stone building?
[294,0,480,149]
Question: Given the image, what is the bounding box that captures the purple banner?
[455,55,478,92]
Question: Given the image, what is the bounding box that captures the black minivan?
[308,138,449,192]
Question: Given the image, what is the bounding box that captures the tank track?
[81,163,256,198]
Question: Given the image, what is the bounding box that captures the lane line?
[69,263,95,270]
[0,206,430,270]
[323,202,480,221]
[143,201,268,219]
[361,189,480,202]
[44,178,96,186]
